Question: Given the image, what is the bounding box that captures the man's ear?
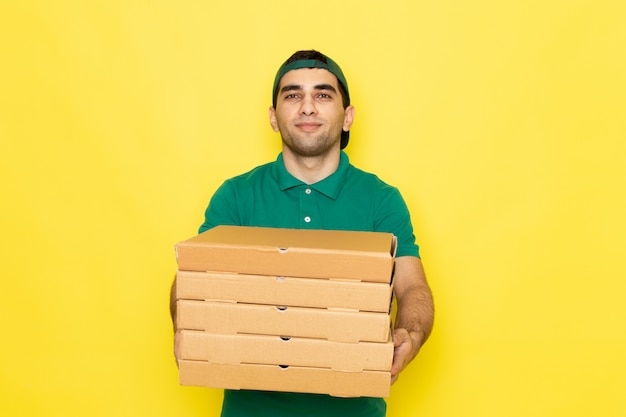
[343,105,355,132]
[269,106,279,132]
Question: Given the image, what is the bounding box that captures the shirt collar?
[273,151,350,200]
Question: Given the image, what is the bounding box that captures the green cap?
[272,55,351,149]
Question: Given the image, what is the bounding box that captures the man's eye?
[285,93,299,99]
[318,93,331,99]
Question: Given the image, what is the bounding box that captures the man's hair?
[274,50,350,109]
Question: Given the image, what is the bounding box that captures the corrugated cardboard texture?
[179,331,394,372]
[178,360,391,398]
[177,300,391,343]
[175,225,396,283]
[176,270,393,313]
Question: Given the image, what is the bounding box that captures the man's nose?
[299,96,317,116]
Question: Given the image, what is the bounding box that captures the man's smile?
[295,121,323,132]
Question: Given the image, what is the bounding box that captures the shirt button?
[305,188,312,195]
[304,216,311,223]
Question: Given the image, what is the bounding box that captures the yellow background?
[1,1,625,416]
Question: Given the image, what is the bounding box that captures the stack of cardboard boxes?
[174,225,397,398]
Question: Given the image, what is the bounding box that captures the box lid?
[179,360,391,398]
[175,225,397,283]
[176,270,393,312]
[179,331,393,372]
[177,300,391,343]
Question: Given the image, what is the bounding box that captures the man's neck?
[282,148,341,184]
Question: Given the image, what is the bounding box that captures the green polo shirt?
[198,151,419,417]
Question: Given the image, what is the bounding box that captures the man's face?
[270,68,354,158]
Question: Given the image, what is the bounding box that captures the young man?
[171,50,434,417]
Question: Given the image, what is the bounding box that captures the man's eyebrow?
[280,84,302,94]
[279,84,338,94]
[314,84,337,93]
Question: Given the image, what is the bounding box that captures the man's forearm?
[395,284,434,357]
[392,256,435,362]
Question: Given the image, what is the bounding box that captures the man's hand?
[391,328,419,384]
[389,256,434,384]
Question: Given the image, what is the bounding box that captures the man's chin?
[282,138,339,158]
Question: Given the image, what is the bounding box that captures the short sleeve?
[373,187,420,258]
[198,181,241,234]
